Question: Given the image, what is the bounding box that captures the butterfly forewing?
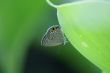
[41,25,66,46]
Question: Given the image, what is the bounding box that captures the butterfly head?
[48,25,61,33]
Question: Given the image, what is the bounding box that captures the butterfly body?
[41,25,66,46]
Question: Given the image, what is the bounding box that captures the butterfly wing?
[41,25,65,46]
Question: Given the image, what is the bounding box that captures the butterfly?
[41,25,67,46]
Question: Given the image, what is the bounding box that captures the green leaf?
[0,0,56,73]
[47,0,110,73]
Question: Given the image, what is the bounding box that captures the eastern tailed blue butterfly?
[41,25,67,46]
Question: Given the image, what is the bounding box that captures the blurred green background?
[0,0,102,73]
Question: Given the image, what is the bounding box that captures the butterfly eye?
[52,27,55,30]
[51,27,56,32]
